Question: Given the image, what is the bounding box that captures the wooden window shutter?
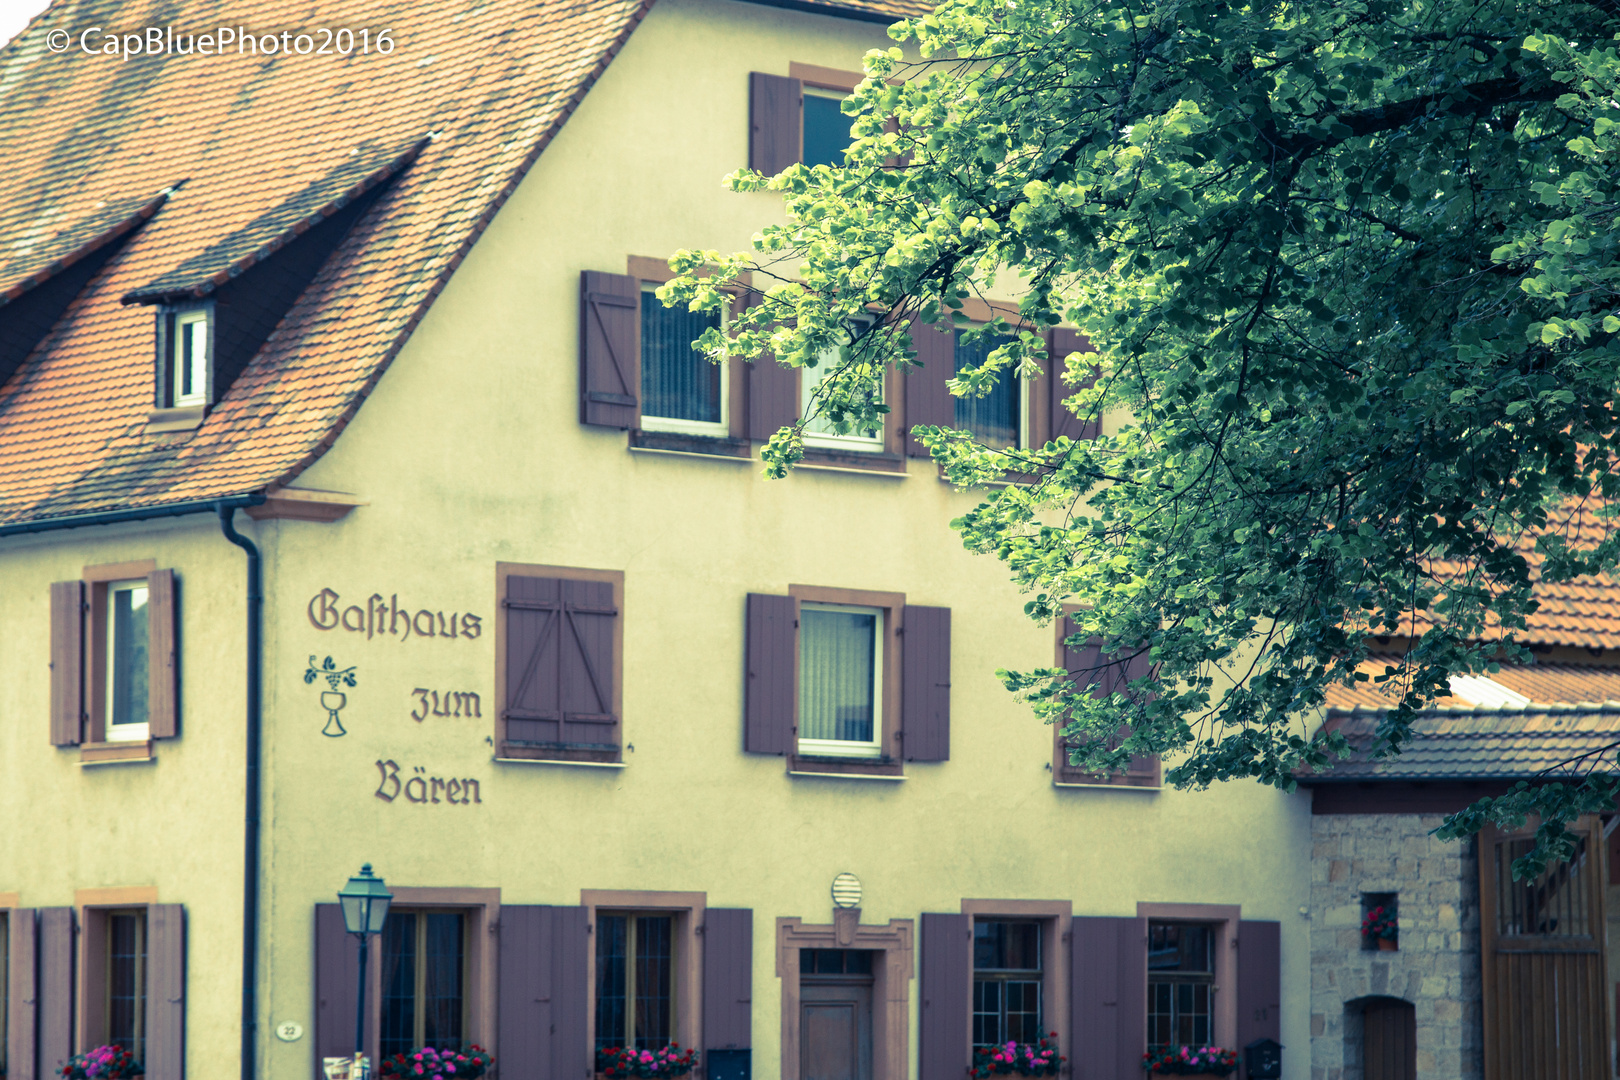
[49,581,83,747]
[918,913,971,1079]
[748,73,802,175]
[1056,617,1160,787]
[579,271,640,429]
[702,909,753,1055]
[744,594,796,754]
[37,908,73,1079]
[904,321,956,458]
[314,904,375,1070]
[503,576,620,754]
[1235,920,1280,1055]
[744,291,799,441]
[1046,328,1100,443]
[498,905,589,1080]
[900,605,951,762]
[1070,916,1146,1080]
[8,908,38,1080]
[145,905,185,1080]
[147,569,179,739]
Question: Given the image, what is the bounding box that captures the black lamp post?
[337,864,392,1077]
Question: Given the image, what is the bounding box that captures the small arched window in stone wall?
[1342,996,1416,1080]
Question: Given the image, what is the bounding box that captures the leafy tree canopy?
[663,0,1620,874]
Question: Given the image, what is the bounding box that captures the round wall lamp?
[831,872,862,908]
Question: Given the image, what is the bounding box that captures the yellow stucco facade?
[0,1,1312,1077]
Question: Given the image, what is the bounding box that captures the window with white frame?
[802,319,882,452]
[595,912,675,1051]
[169,308,210,407]
[640,286,727,436]
[1147,922,1215,1049]
[798,602,883,758]
[973,919,1043,1048]
[802,87,854,168]
[954,328,1025,448]
[105,579,150,742]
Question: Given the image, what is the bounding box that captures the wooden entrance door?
[1479,817,1610,1080]
[801,982,874,1080]
[1363,998,1415,1080]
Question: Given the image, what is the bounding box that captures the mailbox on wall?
[1244,1038,1282,1080]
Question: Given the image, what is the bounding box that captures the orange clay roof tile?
[0,0,921,525]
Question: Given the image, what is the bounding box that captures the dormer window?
[167,306,211,408]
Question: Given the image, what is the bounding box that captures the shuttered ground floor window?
[973,920,1041,1048]
[107,911,148,1061]
[594,913,674,1051]
[381,911,467,1056]
[1147,922,1214,1048]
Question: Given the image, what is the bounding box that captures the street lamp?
[337,864,392,1078]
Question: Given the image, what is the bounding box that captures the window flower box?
[59,1046,142,1080]
[595,1045,697,1078]
[1142,1045,1239,1076]
[971,1036,1063,1076]
[378,1046,493,1080]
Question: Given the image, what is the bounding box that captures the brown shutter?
[918,913,970,1079]
[8,908,38,1080]
[498,905,589,1080]
[314,904,375,1069]
[904,321,956,457]
[744,594,796,754]
[49,581,83,747]
[1070,916,1146,1080]
[749,73,802,175]
[1236,920,1281,1055]
[147,569,178,739]
[745,292,799,441]
[504,576,619,752]
[702,909,752,1054]
[901,605,951,762]
[37,908,73,1078]
[145,905,185,1080]
[1057,618,1160,786]
[579,270,640,429]
[1047,328,1100,442]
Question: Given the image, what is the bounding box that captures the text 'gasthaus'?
[308,589,481,641]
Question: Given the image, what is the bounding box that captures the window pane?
[108,912,145,1060]
[633,916,673,1049]
[802,92,852,168]
[641,293,721,423]
[1005,980,1041,1043]
[595,915,628,1050]
[1499,836,1591,937]
[953,330,1019,446]
[184,318,207,399]
[110,585,149,729]
[803,321,881,444]
[1147,923,1212,973]
[421,913,464,1048]
[972,979,1001,1047]
[799,608,877,745]
[380,914,418,1057]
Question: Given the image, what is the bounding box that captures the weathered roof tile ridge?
[1,191,172,305]
[1336,700,1620,717]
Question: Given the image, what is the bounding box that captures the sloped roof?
[1308,704,1620,781]
[1323,656,1620,710]
[0,0,923,527]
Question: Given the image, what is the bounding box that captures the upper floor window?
[955,328,1023,448]
[105,579,150,743]
[802,320,882,453]
[798,602,883,759]
[595,912,675,1051]
[1147,922,1214,1049]
[973,919,1042,1048]
[166,306,211,408]
[380,910,467,1057]
[640,286,727,436]
[802,88,853,168]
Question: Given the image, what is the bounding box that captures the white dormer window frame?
[164,303,213,409]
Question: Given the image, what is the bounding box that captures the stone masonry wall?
[1310,814,1481,1080]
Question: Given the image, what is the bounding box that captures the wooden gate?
[1363,997,1416,1080]
[1479,817,1610,1080]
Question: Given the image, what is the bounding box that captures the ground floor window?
[380,910,466,1056]
[973,920,1041,1047]
[107,910,147,1060]
[595,913,675,1051]
[1147,922,1213,1048]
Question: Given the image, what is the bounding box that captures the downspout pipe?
[218,503,264,1080]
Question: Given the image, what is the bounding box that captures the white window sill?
[492,757,627,769]
[1052,780,1161,791]
[79,740,155,766]
[788,770,907,781]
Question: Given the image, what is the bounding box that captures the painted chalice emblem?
[305,655,358,737]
